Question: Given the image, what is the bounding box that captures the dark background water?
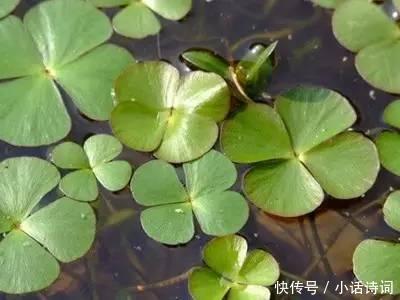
[2,0,400,299]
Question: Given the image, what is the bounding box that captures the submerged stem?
[128,270,189,292]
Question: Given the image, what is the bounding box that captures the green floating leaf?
[383,191,400,232]
[244,159,324,217]
[0,0,134,146]
[302,132,379,199]
[181,50,231,80]
[189,235,279,300]
[0,0,19,19]
[332,0,400,93]
[111,61,230,163]
[376,131,400,176]
[356,40,400,94]
[51,134,132,201]
[353,239,400,295]
[377,101,400,176]
[235,42,277,99]
[332,0,400,52]
[90,0,191,38]
[384,100,400,129]
[130,150,248,245]
[0,157,96,294]
[222,86,379,217]
[112,3,161,39]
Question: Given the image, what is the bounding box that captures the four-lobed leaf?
[111,61,230,163]
[51,134,132,201]
[188,235,279,300]
[221,86,379,217]
[0,157,96,294]
[89,0,192,39]
[130,150,249,245]
[0,0,134,146]
[332,0,400,93]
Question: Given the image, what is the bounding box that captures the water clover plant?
[182,42,277,101]
[221,86,380,217]
[88,0,192,39]
[353,101,400,294]
[51,134,132,202]
[110,61,230,163]
[353,192,400,295]
[130,150,249,245]
[188,235,280,300]
[0,157,96,294]
[332,0,400,93]
[0,0,134,146]
[0,0,19,19]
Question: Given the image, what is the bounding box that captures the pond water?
[2,0,400,299]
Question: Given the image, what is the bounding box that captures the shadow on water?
[2,0,400,299]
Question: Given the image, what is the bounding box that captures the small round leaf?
[0,230,60,294]
[383,191,400,232]
[303,132,379,199]
[332,0,400,52]
[353,239,400,295]
[189,267,231,300]
[21,198,96,263]
[203,235,248,281]
[51,142,89,169]
[244,160,324,217]
[140,203,194,245]
[221,103,293,163]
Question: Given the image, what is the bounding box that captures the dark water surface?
[2,0,400,299]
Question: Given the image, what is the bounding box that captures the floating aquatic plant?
[89,0,192,39]
[0,157,96,294]
[332,0,400,93]
[188,235,280,300]
[130,150,249,245]
[0,0,134,146]
[221,86,380,217]
[353,101,400,295]
[110,61,230,163]
[182,42,277,101]
[0,0,19,18]
[51,134,132,202]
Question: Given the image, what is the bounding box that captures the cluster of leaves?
[221,86,379,217]
[51,134,132,201]
[353,101,400,295]
[0,0,19,19]
[332,0,400,93]
[189,235,280,300]
[182,42,277,102]
[89,0,192,39]
[0,157,96,294]
[0,0,134,146]
[130,150,249,245]
[110,61,231,163]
